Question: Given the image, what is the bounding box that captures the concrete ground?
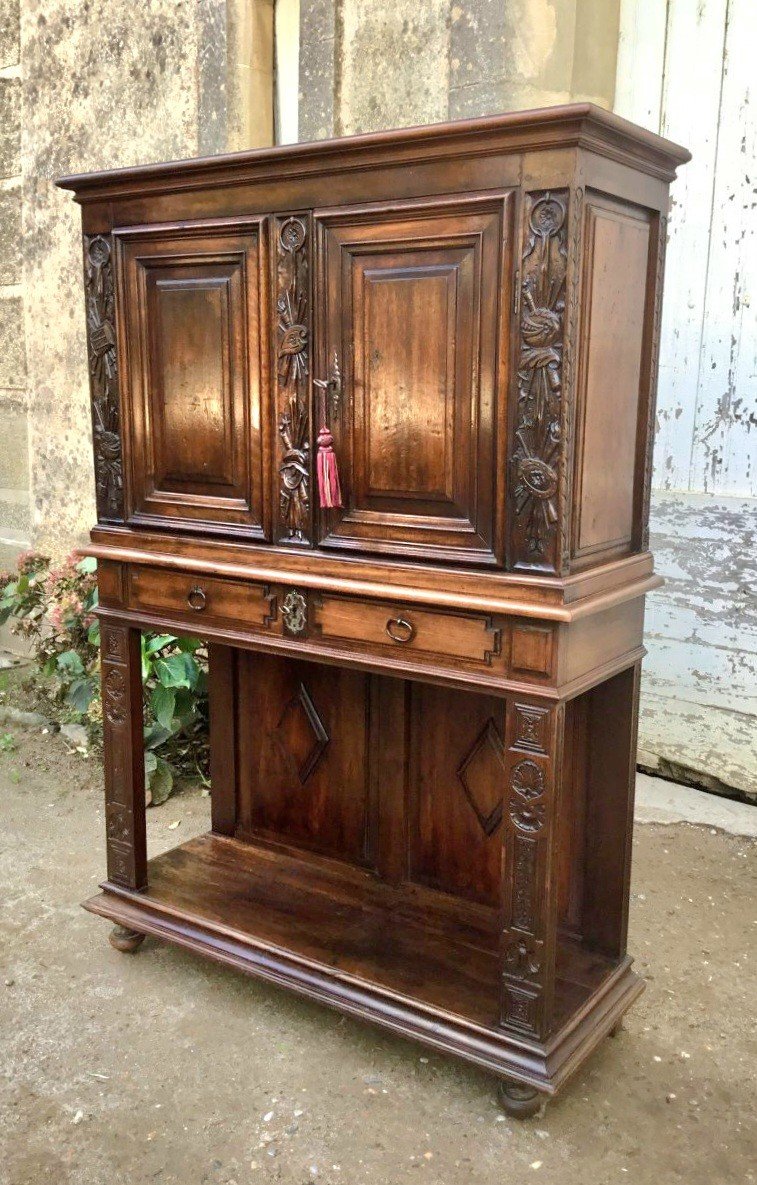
[1,724,755,1185]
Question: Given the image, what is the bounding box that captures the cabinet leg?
[609,1019,625,1038]
[497,1079,544,1119]
[108,925,145,954]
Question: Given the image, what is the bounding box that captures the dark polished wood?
[59,104,688,1113]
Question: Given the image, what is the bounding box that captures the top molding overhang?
[56,103,691,204]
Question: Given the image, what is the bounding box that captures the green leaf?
[66,677,96,715]
[177,636,202,653]
[172,687,196,726]
[154,653,194,689]
[148,756,174,806]
[42,656,57,677]
[87,620,101,648]
[0,607,11,625]
[77,556,98,574]
[145,633,177,656]
[143,722,172,751]
[151,683,176,731]
[57,650,85,676]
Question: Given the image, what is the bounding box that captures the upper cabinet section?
[314,196,512,565]
[62,106,689,578]
[116,222,269,538]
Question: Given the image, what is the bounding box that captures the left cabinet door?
[117,222,270,538]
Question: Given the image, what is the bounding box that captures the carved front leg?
[100,624,146,890]
[500,698,564,1041]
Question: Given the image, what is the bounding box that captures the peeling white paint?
[617,1,756,798]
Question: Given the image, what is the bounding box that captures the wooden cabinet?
[59,104,689,1117]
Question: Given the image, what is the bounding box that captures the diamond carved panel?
[457,718,506,837]
[275,683,329,784]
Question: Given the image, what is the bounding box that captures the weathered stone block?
[340,0,450,136]
[298,0,337,140]
[0,181,22,284]
[0,490,30,535]
[0,0,20,70]
[0,296,25,387]
[0,405,28,489]
[0,77,20,177]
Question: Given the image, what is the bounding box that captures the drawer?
[313,595,502,666]
[128,566,276,629]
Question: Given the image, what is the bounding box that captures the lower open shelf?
[84,832,643,1093]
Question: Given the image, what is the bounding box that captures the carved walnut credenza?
[58,104,689,1116]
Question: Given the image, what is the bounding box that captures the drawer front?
[128,566,276,628]
[313,595,502,666]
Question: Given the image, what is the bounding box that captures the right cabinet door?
[314,195,512,566]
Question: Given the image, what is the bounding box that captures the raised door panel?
[235,653,376,867]
[314,195,512,565]
[117,222,269,537]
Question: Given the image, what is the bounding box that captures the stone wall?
[0,0,273,580]
[299,0,621,141]
[0,0,26,574]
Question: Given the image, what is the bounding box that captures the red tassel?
[316,426,342,508]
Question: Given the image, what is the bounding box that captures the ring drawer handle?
[187,586,207,612]
[386,616,415,644]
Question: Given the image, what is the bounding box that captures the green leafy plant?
[0,551,208,803]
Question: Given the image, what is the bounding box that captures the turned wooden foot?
[497,1080,543,1119]
[108,925,145,954]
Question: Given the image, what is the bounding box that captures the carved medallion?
[510,758,544,800]
[503,934,543,979]
[103,667,127,726]
[511,192,569,569]
[83,234,123,521]
[275,216,311,541]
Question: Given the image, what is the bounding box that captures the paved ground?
[1,723,755,1185]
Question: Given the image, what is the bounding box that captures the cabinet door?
[117,222,269,537]
[314,195,512,565]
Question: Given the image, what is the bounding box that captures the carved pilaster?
[274,214,312,544]
[101,624,146,890]
[83,234,123,521]
[510,188,583,575]
[500,700,563,1040]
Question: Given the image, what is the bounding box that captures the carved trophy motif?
[511,192,570,570]
[276,216,311,542]
[83,234,123,521]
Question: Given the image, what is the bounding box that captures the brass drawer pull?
[187,586,207,611]
[386,616,415,644]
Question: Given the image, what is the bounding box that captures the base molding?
[84,885,644,1097]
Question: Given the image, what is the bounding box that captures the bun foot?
[108,925,145,954]
[497,1080,543,1119]
[609,1019,625,1037]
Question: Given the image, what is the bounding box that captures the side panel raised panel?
[572,195,653,566]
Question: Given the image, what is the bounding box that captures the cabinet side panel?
[572,198,652,564]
